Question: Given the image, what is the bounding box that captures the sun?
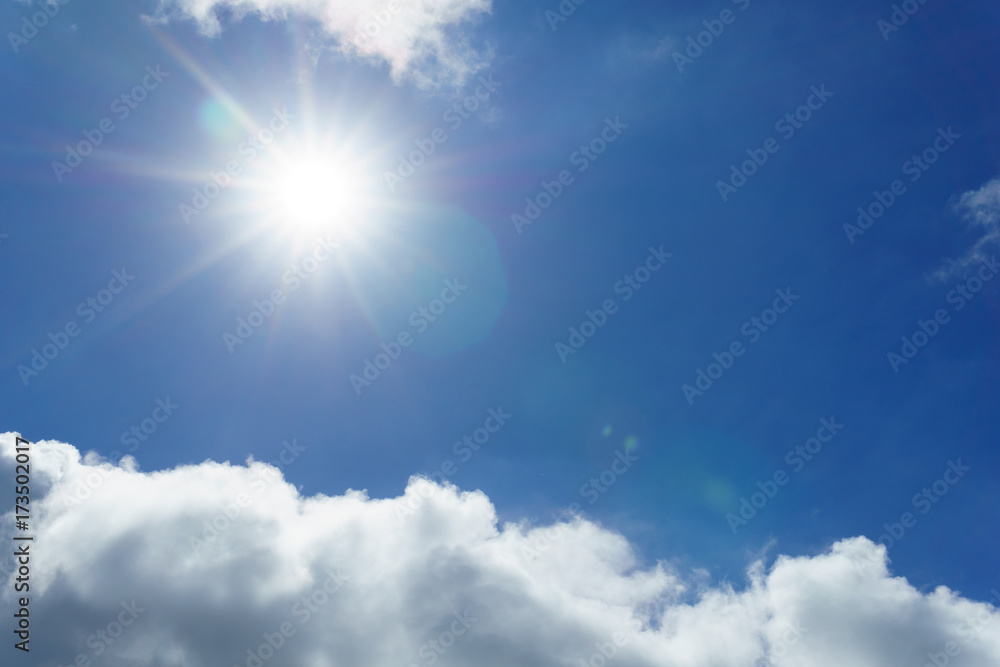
[217,115,387,249]
[270,156,370,235]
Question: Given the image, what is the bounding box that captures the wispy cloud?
[148,0,493,88]
[608,34,678,65]
[934,176,1000,280]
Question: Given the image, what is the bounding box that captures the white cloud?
[149,0,493,88]
[956,177,1000,228]
[2,432,999,667]
[934,176,1000,280]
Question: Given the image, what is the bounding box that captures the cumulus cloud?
[2,432,999,667]
[934,176,1000,280]
[148,0,493,87]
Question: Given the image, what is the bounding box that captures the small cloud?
[956,176,1000,230]
[933,176,1000,280]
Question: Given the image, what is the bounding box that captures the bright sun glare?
[273,158,369,234]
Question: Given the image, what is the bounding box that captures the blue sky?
[2,0,1000,664]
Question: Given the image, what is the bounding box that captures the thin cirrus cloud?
[2,433,999,667]
[147,0,493,88]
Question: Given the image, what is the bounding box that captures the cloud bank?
[1,432,999,667]
[148,0,492,88]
